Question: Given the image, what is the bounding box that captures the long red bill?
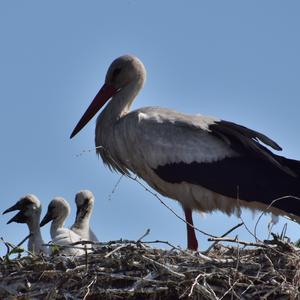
[70,83,117,139]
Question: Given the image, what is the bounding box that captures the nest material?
[1,238,300,300]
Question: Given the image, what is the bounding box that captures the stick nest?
[1,237,300,300]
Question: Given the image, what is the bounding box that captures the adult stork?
[70,55,300,250]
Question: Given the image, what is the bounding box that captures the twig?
[239,214,293,256]
[203,222,244,254]
[130,271,159,291]
[137,228,150,242]
[67,240,96,246]
[230,239,240,300]
[42,244,90,251]
[84,245,88,272]
[203,278,219,300]
[188,275,218,300]
[1,237,11,257]
[254,195,300,239]
[240,282,254,296]
[141,255,185,278]
[108,175,123,201]
[1,235,34,258]
[207,237,268,248]
[220,279,239,300]
[82,276,97,300]
[143,239,181,249]
[280,223,288,240]
[104,244,128,258]
[188,273,202,297]
[16,234,32,249]
[197,252,235,264]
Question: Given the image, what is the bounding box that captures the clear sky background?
[1,1,300,254]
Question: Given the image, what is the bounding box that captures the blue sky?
[1,1,300,254]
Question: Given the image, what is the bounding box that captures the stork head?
[70,55,146,138]
[75,190,95,219]
[40,197,70,227]
[105,55,146,89]
[3,194,41,224]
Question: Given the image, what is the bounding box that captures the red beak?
[70,83,118,139]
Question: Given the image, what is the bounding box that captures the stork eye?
[112,67,122,79]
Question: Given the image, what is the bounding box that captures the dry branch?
[1,236,300,299]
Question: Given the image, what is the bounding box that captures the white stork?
[70,55,300,250]
[40,197,90,256]
[71,190,98,242]
[3,195,49,255]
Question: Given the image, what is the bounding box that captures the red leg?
[184,208,198,251]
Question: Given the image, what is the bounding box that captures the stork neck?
[73,213,90,229]
[27,211,42,235]
[26,213,45,254]
[50,216,66,239]
[102,79,143,123]
[27,229,44,253]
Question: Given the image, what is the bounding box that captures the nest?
[1,235,300,300]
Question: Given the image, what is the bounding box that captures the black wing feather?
[154,156,300,216]
[209,120,295,176]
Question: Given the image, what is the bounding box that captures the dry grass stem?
[1,236,300,299]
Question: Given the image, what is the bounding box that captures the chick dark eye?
[22,198,33,208]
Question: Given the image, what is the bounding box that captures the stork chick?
[40,197,89,256]
[3,195,48,255]
[71,190,98,242]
